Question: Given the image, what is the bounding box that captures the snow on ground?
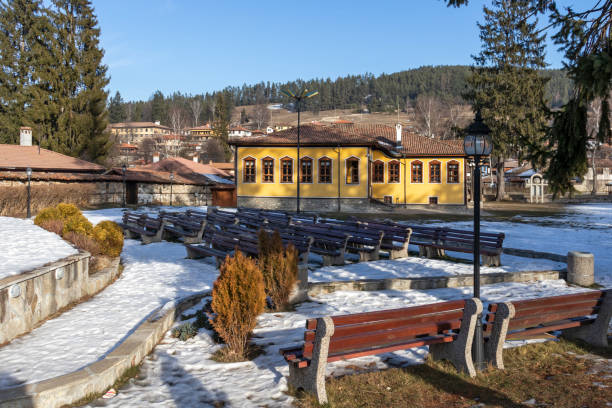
[0,239,218,389]
[0,217,78,281]
[81,205,209,225]
[426,203,612,287]
[310,253,564,282]
[91,280,590,408]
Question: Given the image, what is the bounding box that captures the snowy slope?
[0,217,78,281]
[0,240,218,389]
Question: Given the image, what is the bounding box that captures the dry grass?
[210,343,264,363]
[64,231,101,256]
[0,184,95,217]
[294,339,612,408]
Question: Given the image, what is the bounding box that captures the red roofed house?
[229,123,468,211]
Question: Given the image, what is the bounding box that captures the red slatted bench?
[483,290,612,369]
[280,298,483,404]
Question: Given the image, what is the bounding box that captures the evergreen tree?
[47,0,110,162]
[108,91,126,123]
[465,0,549,201]
[0,0,51,144]
[212,92,233,161]
[151,90,166,123]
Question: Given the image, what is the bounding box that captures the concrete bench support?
[483,302,515,369]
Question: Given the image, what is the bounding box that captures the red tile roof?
[137,157,232,177]
[229,123,465,156]
[119,143,138,149]
[0,144,105,172]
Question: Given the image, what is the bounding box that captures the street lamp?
[169,172,174,206]
[464,109,493,372]
[121,164,127,208]
[280,88,319,213]
[26,167,32,218]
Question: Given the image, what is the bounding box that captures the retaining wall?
[0,253,121,345]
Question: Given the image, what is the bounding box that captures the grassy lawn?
[294,339,612,408]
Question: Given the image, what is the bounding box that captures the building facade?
[109,121,172,145]
[229,123,467,211]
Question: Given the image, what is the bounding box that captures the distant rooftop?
[0,144,105,172]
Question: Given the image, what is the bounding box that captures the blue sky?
[94,0,570,102]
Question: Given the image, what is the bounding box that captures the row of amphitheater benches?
[280,289,612,404]
[117,207,505,266]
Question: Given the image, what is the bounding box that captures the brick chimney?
[20,127,32,146]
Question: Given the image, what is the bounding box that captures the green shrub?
[62,214,93,237]
[212,251,265,359]
[34,207,62,226]
[92,221,124,257]
[56,203,81,220]
[258,229,299,311]
[171,322,199,341]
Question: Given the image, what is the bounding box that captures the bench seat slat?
[302,319,462,358]
[505,317,595,340]
[303,309,464,342]
[507,306,599,331]
[305,300,466,330]
[485,298,602,323]
[510,290,606,312]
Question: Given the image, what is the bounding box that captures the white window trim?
[300,155,314,184]
[280,156,294,184]
[388,160,401,184]
[410,160,424,184]
[243,156,256,184]
[345,156,361,185]
[318,156,333,184]
[446,161,461,184]
[429,161,442,184]
[261,156,275,184]
[372,160,385,184]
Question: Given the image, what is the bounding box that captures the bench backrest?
[302,300,467,361]
[485,290,608,339]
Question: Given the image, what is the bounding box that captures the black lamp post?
[121,164,127,208]
[169,172,174,206]
[464,109,493,372]
[280,88,318,213]
[26,167,32,218]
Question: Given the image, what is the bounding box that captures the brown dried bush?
[64,231,101,256]
[258,229,299,311]
[37,219,64,235]
[212,250,265,360]
[0,184,95,217]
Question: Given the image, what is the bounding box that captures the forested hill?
[224,65,572,110]
[112,65,572,125]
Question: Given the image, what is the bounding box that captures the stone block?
[567,251,594,286]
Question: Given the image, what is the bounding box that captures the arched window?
[430,161,441,183]
[411,161,423,183]
[280,157,293,183]
[346,157,359,184]
[318,157,332,183]
[262,157,274,183]
[300,157,313,183]
[447,160,460,184]
[372,160,384,183]
[243,157,256,183]
[388,160,400,183]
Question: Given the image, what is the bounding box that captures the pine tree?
[0,0,52,144]
[151,90,166,123]
[108,91,126,123]
[465,0,549,201]
[47,0,110,162]
[212,92,233,161]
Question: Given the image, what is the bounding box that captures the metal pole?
[296,99,301,213]
[472,157,485,371]
[170,180,173,206]
[122,174,126,208]
[27,174,31,218]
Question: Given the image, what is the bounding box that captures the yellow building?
[109,121,171,145]
[229,123,467,211]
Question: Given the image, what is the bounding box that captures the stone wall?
[238,197,372,212]
[0,179,213,208]
[0,253,121,345]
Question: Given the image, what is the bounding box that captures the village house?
[108,121,172,145]
[229,123,467,211]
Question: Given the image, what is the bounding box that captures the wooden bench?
[280,298,483,404]
[161,213,207,244]
[120,213,166,244]
[291,224,351,266]
[316,221,385,261]
[116,211,144,230]
[484,290,612,369]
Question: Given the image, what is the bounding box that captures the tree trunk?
[496,156,505,201]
